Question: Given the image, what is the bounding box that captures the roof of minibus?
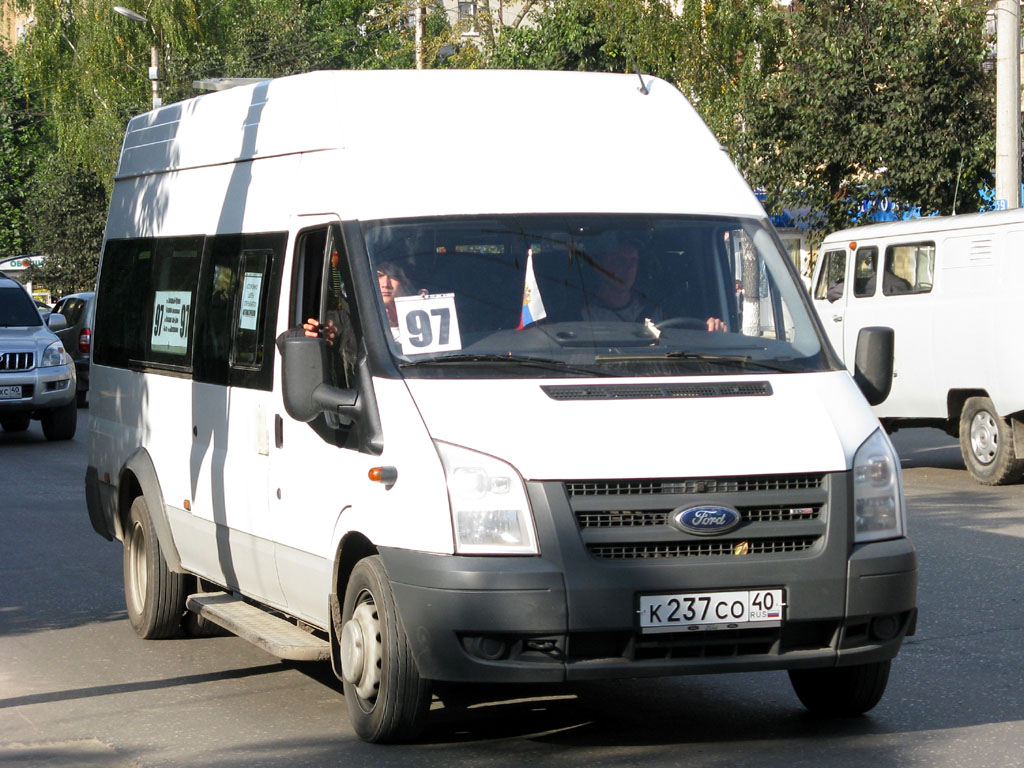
[822,207,1024,246]
[115,69,764,221]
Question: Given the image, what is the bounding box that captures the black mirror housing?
[853,326,894,406]
[277,334,358,422]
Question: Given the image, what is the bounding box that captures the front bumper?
[0,364,76,413]
[380,472,917,684]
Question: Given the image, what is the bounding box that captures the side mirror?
[277,334,358,423]
[853,326,894,406]
[48,313,68,332]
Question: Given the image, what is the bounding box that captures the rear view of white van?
[812,209,1024,485]
[86,70,916,743]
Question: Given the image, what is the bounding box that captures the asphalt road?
[1,410,1022,767]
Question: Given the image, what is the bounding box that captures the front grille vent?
[0,352,33,371]
[588,536,819,560]
[577,504,821,529]
[567,473,824,497]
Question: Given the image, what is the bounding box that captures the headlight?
[852,428,906,543]
[435,441,539,555]
[41,341,71,368]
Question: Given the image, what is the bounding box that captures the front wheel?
[339,556,430,743]
[123,496,187,638]
[788,660,890,716]
[958,396,1024,485]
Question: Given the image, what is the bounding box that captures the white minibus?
[86,70,916,742]
[812,209,1024,485]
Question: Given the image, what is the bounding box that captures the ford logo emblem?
[671,505,742,536]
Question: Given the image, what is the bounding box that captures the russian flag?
[517,248,547,329]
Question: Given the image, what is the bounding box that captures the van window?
[359,214,826,377]
[814,249,847,303]
[193,232,284,389]
[883,242,934,295]
[146,239,203,366]
[853,247,879,298]
[94,239,154,367]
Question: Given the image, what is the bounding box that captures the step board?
[186,592,330,662]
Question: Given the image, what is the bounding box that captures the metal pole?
[149,43,162,109]
[995,0,1020,209]
[414,5,425,70]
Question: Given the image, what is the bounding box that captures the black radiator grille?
[588,536,819,560]
[567,473,824,497]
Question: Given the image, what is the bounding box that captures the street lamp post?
[113,5,162,110]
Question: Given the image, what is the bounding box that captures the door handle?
[831,315,843,323]
[275,414,283,449]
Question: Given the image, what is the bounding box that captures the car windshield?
[0,285,44,327]
[360,214,827,378]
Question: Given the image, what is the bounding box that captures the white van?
[86,70,916,743]
[812,209,1024,485]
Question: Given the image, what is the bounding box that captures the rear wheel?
[41,399,77,441]
[123,496,187,638]
[340,556,430,743]
[0,414,31,432]
[959,396,1024,485]
[789,660,890,716]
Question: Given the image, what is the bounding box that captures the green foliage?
[22,157,108,296]
[0,45,40,261]
[741,0,995,242]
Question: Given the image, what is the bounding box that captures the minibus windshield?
[360,214,827,378]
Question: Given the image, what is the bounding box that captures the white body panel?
[812,209,1024,420]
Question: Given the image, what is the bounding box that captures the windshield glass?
[360,215,827,378]
[0,285,44,327]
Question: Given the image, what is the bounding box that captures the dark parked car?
[0,274,77,439]
[51,291,94,406]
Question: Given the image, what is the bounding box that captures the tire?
[340,556,430,743]
[123,496,188,639]
[0,414,31,432]
[958,396,1024,485]
[41,399,77,441]
[789,660,891,716]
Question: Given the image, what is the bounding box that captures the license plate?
[0,385,22,399]
[639,588,785,633]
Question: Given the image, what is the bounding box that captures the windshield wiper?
[400,353,616,377]
[594,351,799,372]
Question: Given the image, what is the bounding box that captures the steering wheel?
[655,316,708,331]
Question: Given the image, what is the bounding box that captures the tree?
[0,44,41,261]
[22,158,108,296]
[741,0,995,243]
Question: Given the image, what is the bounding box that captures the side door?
[811,246,850,361]
[269,219,380,627]
[187,232,287,605]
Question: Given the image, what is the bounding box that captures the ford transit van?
[86,70,916,742]
[812,209,1024,485]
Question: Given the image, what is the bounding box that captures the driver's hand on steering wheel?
[706,317,728,333]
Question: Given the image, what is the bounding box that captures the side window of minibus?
[145,237,203,368]
[883,243,935,296]
[94,239,154,368]
[853,247,879,298]
[814,249,846,303]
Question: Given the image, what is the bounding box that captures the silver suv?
[0,273,78,440]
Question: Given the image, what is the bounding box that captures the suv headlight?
[435,441,539,555]
[41,341,71,368]
[852,428,906,543]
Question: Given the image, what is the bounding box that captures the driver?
[582,236,727,332]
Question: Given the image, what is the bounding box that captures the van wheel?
[788,660,890,716]
[41,399,77,441]
[959,397,1024,485]
[0,414,31,432]
[123,496,187,638]
[340,556,430,743]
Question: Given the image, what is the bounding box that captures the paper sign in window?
[395,293,462,354]
[238,272,263,331]
[151,290,192,354]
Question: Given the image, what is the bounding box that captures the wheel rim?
[340,594,382,706]
[127,520,148,615]
[970,410,999,465]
